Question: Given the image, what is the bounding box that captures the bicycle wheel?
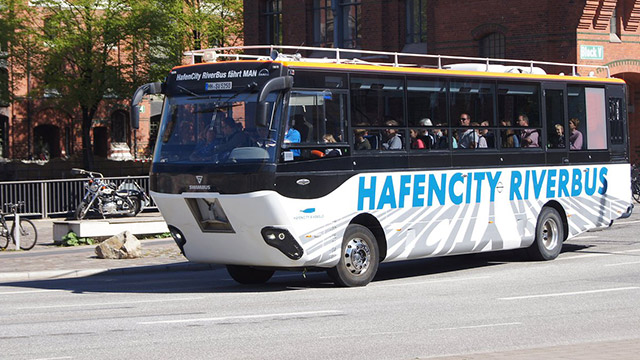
[0,224,9,250]
[17,219,38,250]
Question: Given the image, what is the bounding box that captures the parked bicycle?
[632,163,640,204]
[0,201,38,250]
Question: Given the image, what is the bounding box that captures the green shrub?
[61,231,94,247]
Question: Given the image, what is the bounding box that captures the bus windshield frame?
[153,91,283,165]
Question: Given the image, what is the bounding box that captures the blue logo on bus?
[301,208,316,214]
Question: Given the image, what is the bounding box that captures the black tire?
[226,265,275,284]
[75,201,89,220]
[17,219,37,250]
[633,182,640,203]
[0,225,9,250]
[327,224,380,287]
[127,197,141,217]
[527,207,564,261]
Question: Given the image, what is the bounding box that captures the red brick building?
[244,0,640,163]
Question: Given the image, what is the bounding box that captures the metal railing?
[184,45,613,77]
[0,176,155,218]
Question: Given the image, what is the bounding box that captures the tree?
[1,0,243,168]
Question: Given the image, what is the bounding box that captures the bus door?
[606,85,628,162]
[542,82,568,165]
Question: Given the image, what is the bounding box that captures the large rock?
[95,231,142,259]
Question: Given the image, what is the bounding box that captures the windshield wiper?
[177,85,200,97]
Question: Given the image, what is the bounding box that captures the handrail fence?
[0,176,155,218]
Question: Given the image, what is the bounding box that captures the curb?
[0,263,220,282]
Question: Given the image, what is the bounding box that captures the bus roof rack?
[184,45,612,78]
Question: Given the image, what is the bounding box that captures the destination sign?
[166,62,283,96]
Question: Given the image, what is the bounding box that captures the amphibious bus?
[131,45,633,287]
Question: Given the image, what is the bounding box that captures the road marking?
[616,219,640,225]
[430,322,521,331]
[319,331,406,339]
[31,357,73,360]
[0,289,65,295]
[604,261,640,267]
[376,276,492,288]
[16,297,205,310]
[499,287,639,300]
[138,310,344,325]
[559,248,640,261]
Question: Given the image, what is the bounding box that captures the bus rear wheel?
[527,207,564,261]
[226,265,274,284]
[328,224,379,287]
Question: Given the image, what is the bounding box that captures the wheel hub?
[344,238,371,275]
[541,218,559,250]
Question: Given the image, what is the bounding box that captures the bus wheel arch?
[349,213,387,262]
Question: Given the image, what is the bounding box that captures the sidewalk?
[0,214,216,282]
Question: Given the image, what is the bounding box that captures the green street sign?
[580,45,604,60]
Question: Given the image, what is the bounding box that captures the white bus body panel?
[153,163,631,269]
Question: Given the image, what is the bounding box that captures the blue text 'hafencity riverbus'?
[131,45,633,287]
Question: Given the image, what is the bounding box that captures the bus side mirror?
[256,76,293,127]
[131,82,163,129]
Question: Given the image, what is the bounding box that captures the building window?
[314,0,334,47]
[479,32,505,58]
[265,0,282,45]
[406,0,427,44]
[313,0,361,48]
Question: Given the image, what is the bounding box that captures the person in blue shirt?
[284,126,301,157]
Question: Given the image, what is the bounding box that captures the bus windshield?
[153,92,281,164]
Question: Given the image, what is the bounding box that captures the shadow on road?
[0,242,596,294]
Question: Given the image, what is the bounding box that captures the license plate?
[206,81,232,91]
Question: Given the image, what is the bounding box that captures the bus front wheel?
[527,207,564,261]
[328,224,380,287]
[226,265,274,284]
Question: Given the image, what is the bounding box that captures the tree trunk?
[81,105,96,170]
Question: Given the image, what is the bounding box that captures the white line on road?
[604,261,640,267]
[138,310,344,325]
[16,297,205,310]
[375,276,492,288]
[430,322,522,331]
[30,357,73,360]
[499,287,640,300]
[0,289,66,295]
[558,248,640,261]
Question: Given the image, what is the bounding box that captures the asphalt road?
[1,211,639,359]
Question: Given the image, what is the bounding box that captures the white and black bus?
[132,46,633,287]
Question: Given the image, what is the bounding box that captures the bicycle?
[0,201,38,250]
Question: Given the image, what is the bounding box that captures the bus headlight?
[261,227,304,260]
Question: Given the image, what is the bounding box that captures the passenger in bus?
[418,118,434,148]
[354,129,372,150]
[501,120,520,148]
[322,134,342,157]
[458,113,478,149]
[569,118,583,150]
[409,129,425,149]
[478,121,494,148]
[215,117,251,156]
[432,126,449,149]
[284,122,301,156]
[189,126,217,161]
[382,120,403,150]
[518,114,540,147]
[553,124,565,148]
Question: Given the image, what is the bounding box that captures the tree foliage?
[0,0,243,167]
